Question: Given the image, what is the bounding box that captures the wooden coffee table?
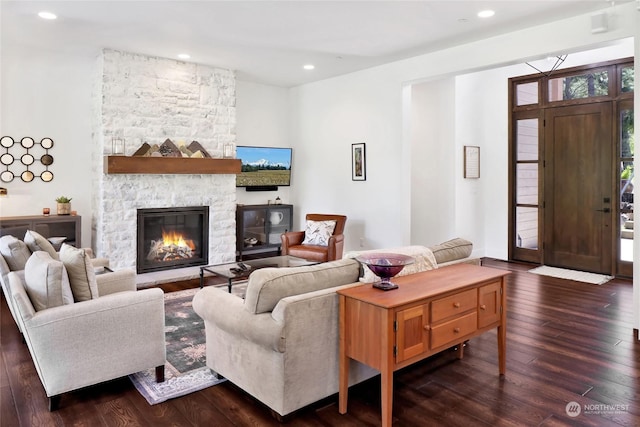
[199,255,318,292]
[337,263,510,427]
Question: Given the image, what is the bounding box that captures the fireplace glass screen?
[137,207,209,274]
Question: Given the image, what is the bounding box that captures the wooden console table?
[337,263,509,427]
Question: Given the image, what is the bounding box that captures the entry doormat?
[528,265,613,285]
[130,287,226,405]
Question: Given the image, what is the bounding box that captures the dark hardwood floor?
[1,259,639,426]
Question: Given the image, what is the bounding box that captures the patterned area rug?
[529,265,613,285]
[130,284,244,404]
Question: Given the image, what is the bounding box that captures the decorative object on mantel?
[0,136,54,183]
[55,196,72,215]
[111,136,125,155]
[131,139,212,159]
[186,141,211,158]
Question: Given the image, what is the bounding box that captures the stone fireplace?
[137,207,209,273]
[92,49,237,272]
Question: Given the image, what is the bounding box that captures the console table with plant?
[0,214,81,248]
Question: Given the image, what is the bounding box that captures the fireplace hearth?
[137,207,209,274]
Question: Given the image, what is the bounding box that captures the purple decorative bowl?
[355,253,415,291]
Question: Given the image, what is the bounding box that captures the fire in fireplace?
[137,207,209,274]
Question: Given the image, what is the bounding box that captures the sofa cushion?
[24,251,74,311]
[345,246,438,283]
[244,258,360,314]
[0,235,32,271]
[59,243,99,302]
[429,238,473,265]
[24,230,59,260]
[301,220,337,246]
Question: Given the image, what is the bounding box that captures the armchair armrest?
[96,269,136,296]
[281,231,305,255]
[192,287,285,352]
[327,234,345,260]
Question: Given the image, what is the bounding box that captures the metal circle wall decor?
[0,136,55,183]
[20,137,35,149]
[41,170,54,182]
[0,136,14,148]
[1,171,14,182]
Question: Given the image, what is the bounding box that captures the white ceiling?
[1,1,628,87]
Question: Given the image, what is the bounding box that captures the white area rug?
[528,266,613,285]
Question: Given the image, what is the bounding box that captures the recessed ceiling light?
[303,64,315,70]
[477,10,495,18]
[38,11,57,20]
[178,54,191,60]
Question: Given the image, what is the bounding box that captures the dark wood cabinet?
[236,204,293,260]
[0,215,81,248]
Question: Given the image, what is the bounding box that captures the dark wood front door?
[543,102,613,274]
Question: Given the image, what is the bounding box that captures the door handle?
[595,208,611,213]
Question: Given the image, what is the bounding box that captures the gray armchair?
[6,263,166,410]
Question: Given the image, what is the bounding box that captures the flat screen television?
[236,146,292,190]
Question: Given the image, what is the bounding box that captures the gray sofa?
[192,238,478,417]
[192,258,378,417]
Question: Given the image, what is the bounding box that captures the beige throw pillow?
[0,235,32,271]
[301,220,337,246]
[24,251,74,311]
[59,243,99,302]
[24,230,59,260]
[430,238,473,265]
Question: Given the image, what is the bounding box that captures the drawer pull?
[480,304,486,310]
[453,302,461,308]
[453,327,460,333]
[423,325,431,331]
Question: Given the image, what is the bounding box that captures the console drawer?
[430,311,477,349]
[431,289,477,322]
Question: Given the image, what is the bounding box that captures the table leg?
[498,324,506,375]
[199,268,204,288]
[381,368,393,427]
[227,278,233,293]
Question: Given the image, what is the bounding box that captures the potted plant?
[55,196,72,215]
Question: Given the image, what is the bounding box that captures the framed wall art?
[464,145,480,179]
[352,143,366,181]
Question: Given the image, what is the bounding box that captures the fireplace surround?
[137,207,209,274]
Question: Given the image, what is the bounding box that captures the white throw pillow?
[301,220,337,246]
[24,251,74,311]
[24,230,59,260]
[59,243,99,302]
[0,235,32,271]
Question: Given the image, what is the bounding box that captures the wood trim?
[103,156,241,174]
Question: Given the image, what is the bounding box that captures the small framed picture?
[464,145,480,179]
[352,143,366,181]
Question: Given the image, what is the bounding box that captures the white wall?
[0,46,96,246]
[289,2,638,259]
[409,79,456,246]
[235,80,292,208]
